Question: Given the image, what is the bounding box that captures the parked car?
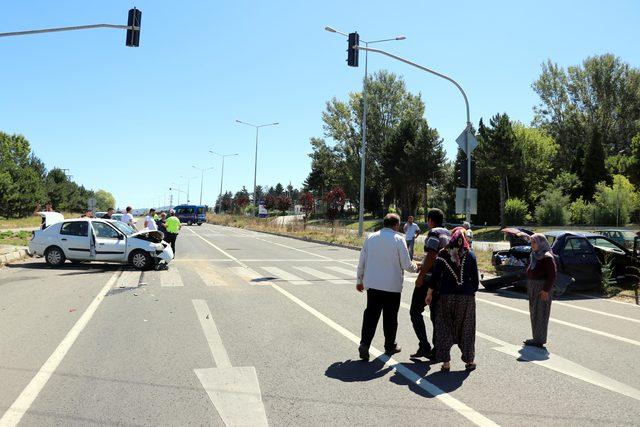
[481,228,640,295]
[29,214,173,270]
[173,204,207,225]
[111,213,124,222]
[595,229,638,250]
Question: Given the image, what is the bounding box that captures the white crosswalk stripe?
[261,266,311,285]
[293,266,350,285]
[325,266,356,278]
[161,265,184,287]
[229,266,271,286]
[117,269,142,288]
[194,263,228,287]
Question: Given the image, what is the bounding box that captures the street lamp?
[170,183,185,205]
[181,175,198,204]
[235,119,279,206]
[325,26,406,237]
[210,151,239,213]
[192,165,215,206]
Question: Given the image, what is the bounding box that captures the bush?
[535,189,570,225]
[569,197,594,225]
[504,198,530,225]
[592,175,637,226]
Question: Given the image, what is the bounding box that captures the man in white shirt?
[356,213,420,361]
[121,206,135,228]
[144,208,158,231]
[403,215,421,259]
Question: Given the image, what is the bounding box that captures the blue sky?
[1,0,638,209]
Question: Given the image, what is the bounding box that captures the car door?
[559,237,601,289]
[91,221,127,262]
[59,221,92,260]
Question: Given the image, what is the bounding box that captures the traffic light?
[347,32,359,67]
[126,8,142,47]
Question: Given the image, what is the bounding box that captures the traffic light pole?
[355,45,473,222]
[357,43,369,238]
[0,23,136,38]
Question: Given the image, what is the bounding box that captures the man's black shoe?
[384,345,402,356]
[358,345,370,361]
[410,348,431,358]
[427,348,437,360]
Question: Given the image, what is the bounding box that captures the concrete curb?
[0,247,31,266]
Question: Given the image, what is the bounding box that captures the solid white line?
[192,299,232,368]
[496,289,640,324]
[161,266,184,287]
[270,283,498,427]
[186,227,247,268]
[476,297,640,347]
[238,259,353,262]
[261,266,311,285]
[573,292,640,308]
[293,266,350,285]
[0,269,122,427]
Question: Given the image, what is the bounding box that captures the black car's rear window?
[60,221,88,237]
[563,238,592,255]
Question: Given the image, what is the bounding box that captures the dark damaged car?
[481,228,640,295]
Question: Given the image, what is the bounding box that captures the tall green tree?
[582,128,608,200]
[94,189,116,211]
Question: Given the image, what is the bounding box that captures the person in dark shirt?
[102,208,115,219]
[411,209,451,359]
[425,227,478,372]
[524,233,557,348]
[156,212,168,235]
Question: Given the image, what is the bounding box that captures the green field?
[0,230,31,247]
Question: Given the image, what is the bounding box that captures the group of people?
[356,209,557,372]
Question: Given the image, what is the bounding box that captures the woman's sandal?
[440,364,450,372]
[465,363,477,371]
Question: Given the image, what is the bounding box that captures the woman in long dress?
[425,227,479,372]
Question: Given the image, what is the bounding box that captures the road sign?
[87,197,97,211]
[455,188,477,215]
[456,128,478,156]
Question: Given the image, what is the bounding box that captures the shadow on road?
[6,261,120,275]
[480,285,614,303]
[390,361,470,397]
[517,345,550,362]
[325,358,392,382]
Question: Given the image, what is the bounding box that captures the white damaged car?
[29,214,173,270]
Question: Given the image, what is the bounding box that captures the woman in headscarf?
[425,227,479,372]
[524,233,557,348]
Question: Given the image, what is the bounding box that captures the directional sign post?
[455,125,478,221]
[87,197,97,212]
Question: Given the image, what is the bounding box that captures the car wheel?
[197,222,202,226]
[45,246,66,267]
[187,221,193,226]
[129,250,152,271]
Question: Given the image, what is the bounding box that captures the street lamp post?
[170,183,184,205]
[210,151,239,213]
[181,175,198,204]
[193,166,215,206]
[325,26,406,237]
[235,120,279,206]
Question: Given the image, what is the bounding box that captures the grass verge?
[0,230,31,247]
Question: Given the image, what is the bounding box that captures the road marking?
[270,284,498,427]
[229,266,270,286]
[161,265,184,287]
[253,236,332,260]
[476,297,640,347]
[117,269,142,288]
[0,269,123,427]
[172,258,234,263]
[574,292,640,308]
[238,259,353,262]
[192,300,268,426]
[261,266,311,285]
[325,265,357,278]
[192,262,227,287]
[398,301,640,402]
[293,266,350,285]
[186,227,248,268]
[496,289,640,324]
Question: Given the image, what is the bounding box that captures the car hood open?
[502,227,534,248]
[37,211,65,227]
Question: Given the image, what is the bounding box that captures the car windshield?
[111,221,136,236]
[621,231,637,239]
[587,237,624,251]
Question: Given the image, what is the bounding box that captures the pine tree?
[582,128,608,200]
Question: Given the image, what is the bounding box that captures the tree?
[593,175,637,226]
[299,192,315,220]
[582,128,608,200]
[264,193,277,211]
[535,189,570,226]
[95,189,116,211]
[254,185,264,204]
[323,187,346,220]
[475,114,520,227]
[513,124,558,205]
[274,183,284,196]
[233,186,250,213]
[275,195,292,215]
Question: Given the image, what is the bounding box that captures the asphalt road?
[1,223,639,426]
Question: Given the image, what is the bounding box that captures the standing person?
[144,209,158,231]
[121,206,135,228]
[356,213,420,361]
[403,215,421,260]
[524,233,557,348]
[81,210,94,218]
[34,202,55,229]
[462,221,473,247]
[164,209,181,255]
[156,212,168,234]
[102,208,115,219]
[410,208,451,359]
[425,227,479,372]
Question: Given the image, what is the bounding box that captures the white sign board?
[258,205,268,218]
[456,128,478,156]
[87,197,97,211]
[455,188,477,215]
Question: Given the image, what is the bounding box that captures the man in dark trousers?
[356,213,420,361]
[164,209,180,256]
[410,208,451,359]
